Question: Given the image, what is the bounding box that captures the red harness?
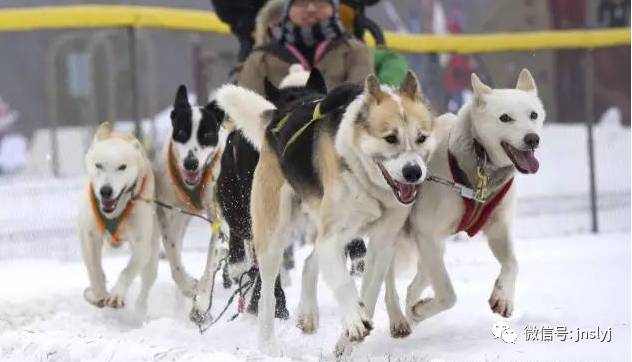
[448,152,513,237]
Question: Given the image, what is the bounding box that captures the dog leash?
[133,196,255,332]
[426,175,486,203]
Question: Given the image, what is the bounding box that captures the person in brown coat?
[239,0,373,95]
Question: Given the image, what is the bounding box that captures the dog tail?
[215,84,276,150]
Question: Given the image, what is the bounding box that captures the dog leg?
[297,247,319,333]
[360,219,407,319]
[227,233,249,283]
[107,236,151,309]
[384,263,412,338]
[317,232,372,358]
[136,224,160,315]
[347,238,367,277]
[484,220,517,318]
[408,234,456,322]
[157,210,197,297]
[404,259,430,320]
[256,243,285,356]
[80,227,107,308]
[190,231,221,327]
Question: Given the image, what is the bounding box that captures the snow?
[0,108,629,361]
[0,231,629,361]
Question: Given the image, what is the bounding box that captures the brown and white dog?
[383,69,546,338]
[79,122,159,315]
[216,70,435,357]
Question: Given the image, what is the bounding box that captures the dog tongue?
[397,183,417,204]
[513,149,539,174]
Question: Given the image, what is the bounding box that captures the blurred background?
[0,0,629,258]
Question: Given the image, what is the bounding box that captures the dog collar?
[89,175,148,246]
[167,142,221,211]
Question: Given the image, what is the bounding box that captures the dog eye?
[530,111,538,120]
[416,135,427,144]
[95,163,103,170]
[499,114,513,123]
[118,164,127,171]
[384,135,399,144]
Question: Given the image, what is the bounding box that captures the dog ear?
[399,70,423,100]
[264,78,280,103]
[305,68,327,94]
[364,74,385,104]
[204,100,226,126]
[471,73,492,105]
[516,68,538,95]
[130,138,144,152]
[174,84,190,108]
[94,121,113,141]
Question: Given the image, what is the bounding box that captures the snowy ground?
[0,229,629,362]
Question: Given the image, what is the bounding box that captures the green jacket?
[373,48,408,86]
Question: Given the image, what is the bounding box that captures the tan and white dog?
[383,69,546,337]
[216,70,435,356]
[79,122,159,315]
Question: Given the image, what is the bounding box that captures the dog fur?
[153,85,226,325]
[79,122,159,315]
[216,70,434,356]
[383,69,546,338]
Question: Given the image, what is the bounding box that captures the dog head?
[170,85,224,187]
[85,122,146,216]
[341,71,435,206]
[469,69,545,174]
[265,67,327,109]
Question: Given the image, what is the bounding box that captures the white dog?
[383,69,546,337]
[79,122,159,315]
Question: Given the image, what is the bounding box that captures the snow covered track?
[0,232,629,361]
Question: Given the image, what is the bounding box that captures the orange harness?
[167,142,221,212]
[89,175,147,247]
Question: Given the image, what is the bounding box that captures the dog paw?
[407,297,432,322]
[83,287,106,308]
[297,307,319,334]
[334,334,354,360]
[342,305,373,342]
[489,285,514,318]
[105,293,126,309]
[189,306,212,328]
[390,315,412,339]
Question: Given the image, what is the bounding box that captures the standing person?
[239,0,373,95]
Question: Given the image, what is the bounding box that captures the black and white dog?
[154,85,227,326]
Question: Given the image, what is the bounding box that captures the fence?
[0,5,629,244]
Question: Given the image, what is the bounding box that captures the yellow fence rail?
[0,5,629,53]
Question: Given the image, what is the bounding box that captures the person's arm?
[345,41,374,84]
[237,52,266,95]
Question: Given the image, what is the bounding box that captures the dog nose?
[184,157,199,171]
[402,163,422,183]
[524,133,540,149]
[100,185,113,199]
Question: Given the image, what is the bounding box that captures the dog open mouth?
[501,141,539,174]
[100,191,123,214]
[183,170,202,186]
[377,163,417,205]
